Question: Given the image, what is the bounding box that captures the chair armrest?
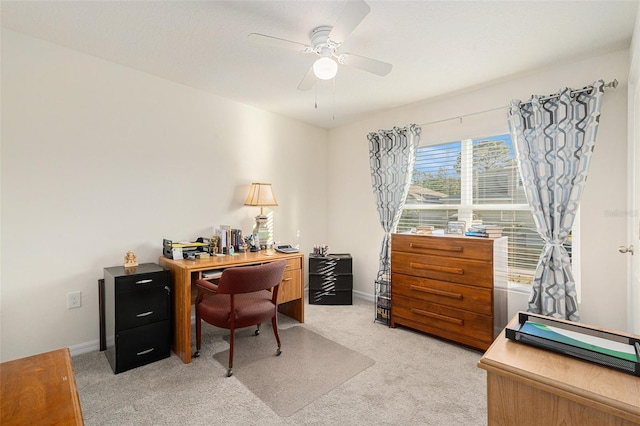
[194,279,219,293]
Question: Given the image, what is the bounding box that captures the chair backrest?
[216,260,287,295]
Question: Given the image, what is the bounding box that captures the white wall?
[328,49,631,332]
[0,29,329,362]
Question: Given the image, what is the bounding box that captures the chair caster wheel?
[192,351,200,358]
[255,329,260,336]
[276,347,282,356]
[226,368,233,377]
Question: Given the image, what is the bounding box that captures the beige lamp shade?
[244,183,278,215]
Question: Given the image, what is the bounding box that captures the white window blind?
[399,134,573,286]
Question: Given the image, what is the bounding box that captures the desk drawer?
[392,234,492,261]
[391,252,492,287]
[277,270,301,304]
[392,273,492,315]
[285,258,302,272]
[392,294,493,344]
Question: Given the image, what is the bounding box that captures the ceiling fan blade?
[341,53,392,76]
[247,33,309,52]
[329,0,371,42]
[297,66,316,91]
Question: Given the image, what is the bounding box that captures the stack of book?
[465,224,504,238]
[414,226,434,235]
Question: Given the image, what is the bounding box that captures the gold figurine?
[124,250,138,267]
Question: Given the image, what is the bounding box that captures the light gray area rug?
[72,297,487,425]
[214,326,375,417]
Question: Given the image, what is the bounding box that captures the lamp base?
[254,215,271,250]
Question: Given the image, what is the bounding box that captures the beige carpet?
[72,298,487,425]
[213,326,375,417]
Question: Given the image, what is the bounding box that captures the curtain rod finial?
[606,79,618,89]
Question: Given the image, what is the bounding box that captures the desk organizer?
[506,312,640,377]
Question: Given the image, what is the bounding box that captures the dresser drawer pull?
[410,285,463,300]
[136,311,154,318]
[135,279,153,284]
[282,277,293,282]
[409,262,464,275]
[411,308,464,325]
[410,243,463,252]
[137,348,155,356]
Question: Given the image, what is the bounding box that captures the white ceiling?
[2,1,638,129]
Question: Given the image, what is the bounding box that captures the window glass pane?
[471,135,527,204]
[471,210,542,285]
[397,208,456,233]
[410,142,461,205]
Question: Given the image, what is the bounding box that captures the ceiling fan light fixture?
[313,56,338,80]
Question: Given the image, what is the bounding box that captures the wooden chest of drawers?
[391,233,506,351]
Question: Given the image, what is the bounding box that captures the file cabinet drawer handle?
[411,308,464,325]
[137,348,155,356]
[136,311,154,318]
[135,279,153,284]
[410,285,463,300]
[409,262,464,275]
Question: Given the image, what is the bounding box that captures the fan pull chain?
[314,84,318,109]
[332,78,336,120]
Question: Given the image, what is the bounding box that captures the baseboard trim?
[69,339,101,357]
[353,290,374,302]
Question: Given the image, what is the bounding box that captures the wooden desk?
[477,315,640,425]
[1,348,84,425]
[159,251,305,364]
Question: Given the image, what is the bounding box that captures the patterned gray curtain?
[507,80,604,321]
[368,124,421,296]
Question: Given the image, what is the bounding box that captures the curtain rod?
[419,79,618,127]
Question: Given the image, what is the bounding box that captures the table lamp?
[244,183,278,249]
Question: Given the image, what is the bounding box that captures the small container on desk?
[308,253,352,305]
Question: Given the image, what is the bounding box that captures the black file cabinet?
[309,254,352,305]
[103,263,171,374]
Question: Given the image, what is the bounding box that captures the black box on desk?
[309,253,352,305]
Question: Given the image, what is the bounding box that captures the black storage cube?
[309,253,352,305]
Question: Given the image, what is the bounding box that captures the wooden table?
[159,251,305,364]
[477,315,640,425]
[0,348,84,425]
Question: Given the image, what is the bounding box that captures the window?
[399,134,574,286]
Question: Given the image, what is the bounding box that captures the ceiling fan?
[248,0,392,91]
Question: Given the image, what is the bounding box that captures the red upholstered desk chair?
[193,260,287,377]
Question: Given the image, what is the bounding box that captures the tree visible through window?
[399,134,573,286]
